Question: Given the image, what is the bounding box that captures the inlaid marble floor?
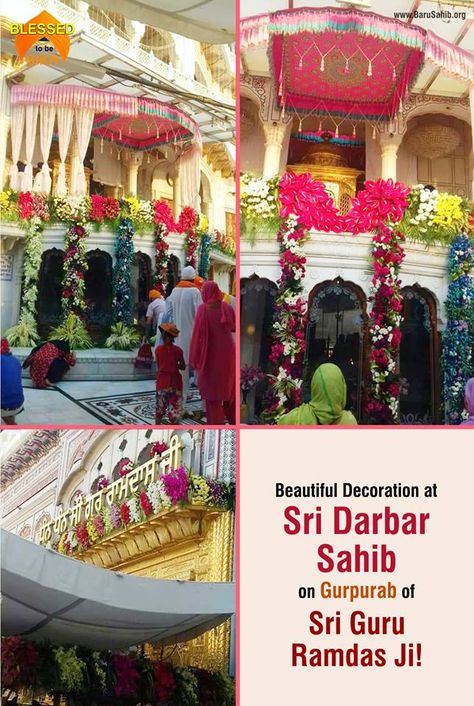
[18,380,206,425]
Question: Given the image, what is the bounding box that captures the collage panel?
[1,1,236,427]
[239,1,474,427]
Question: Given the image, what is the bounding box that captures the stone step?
[12,348,155,382]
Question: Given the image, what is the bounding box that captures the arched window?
[132,252,152,331]
[400,285,440,424]
[85,249,113,341]
[37,248,64,337]
[306,277,368,421]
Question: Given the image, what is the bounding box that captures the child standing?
[1,338,25,425]
[155,323,185,424]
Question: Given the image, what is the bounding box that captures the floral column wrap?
[442,234,474,423]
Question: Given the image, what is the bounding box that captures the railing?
[27,0,231,103]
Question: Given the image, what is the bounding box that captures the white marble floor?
[18,379,204,425]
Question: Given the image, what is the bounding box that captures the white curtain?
[55,105,74,196]
[21,105,38,192]
[74,107,94,196]
[33,105,56,194]
[179,143,201,210]
[9,104,25,191]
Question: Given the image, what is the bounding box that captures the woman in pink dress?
[190,281,235,425]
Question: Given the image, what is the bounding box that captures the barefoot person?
[155,323,186,424]
[1,338,24,425]
[166,266,202,400]
[190,281,236,425]
[22,340,76,389]
[277,363,358,426]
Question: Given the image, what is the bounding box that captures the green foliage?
[213,671,236,705]
[4,313,40,347]
[53,646,86,694]
[172,667,199,705]
[105,323,141,350]
[49,313,93,350]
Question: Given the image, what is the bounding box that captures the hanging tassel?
[318,120,322,132]
[118,129,122,140]
[147,153,150,164]
[367,60,372,77]
[392,65,396,80]
[298,56,303,69]
[352,124,356,137]
[298,118,303,133]
[344,58,349,74]
[320,55,325,72]
[335,125,339,138]
[399,99,403,114]
[100,137,104,154]
[372,125,376,140]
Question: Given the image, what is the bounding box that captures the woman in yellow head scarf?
[277,363,358,425]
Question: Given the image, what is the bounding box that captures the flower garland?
[89,194,120,223]
[442,234,474,424]
[4,194,50,346]
[153,200,175,294]
[1,637,235,706]
[366,226,406,423]
[62,223,88,319]
[198,231,212,278]
[398,184,470,246]
[44,467,233,556]
[112,218,135,326]
[260,173,410,423]
[240,174,280,242]
[177,206,199,267]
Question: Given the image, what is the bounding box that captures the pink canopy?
[242,8,474,121]
[11,85,201,150]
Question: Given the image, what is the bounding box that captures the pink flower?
[154,200,176,230]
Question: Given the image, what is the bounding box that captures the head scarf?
[149,289,162,300]
[277,363,358,426]
[182,265,196,280]
[201,281,234,327]
[189,281,235,372]
[1,338,10,354]
[463,377,474,424]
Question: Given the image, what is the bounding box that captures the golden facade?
[77,506,234,672]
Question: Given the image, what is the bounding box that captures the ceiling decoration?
[241,7,474,121]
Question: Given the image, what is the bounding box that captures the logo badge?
[11,10,74,64]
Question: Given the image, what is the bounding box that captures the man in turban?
[146,288,167,346]
[166,265,202,400]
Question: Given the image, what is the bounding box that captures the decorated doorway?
[400,285,440,424]
[37,249,64,338]
[166,254,181,296]
[305,277,368,421]
[85,249,113,342]
[240,275,278,419]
